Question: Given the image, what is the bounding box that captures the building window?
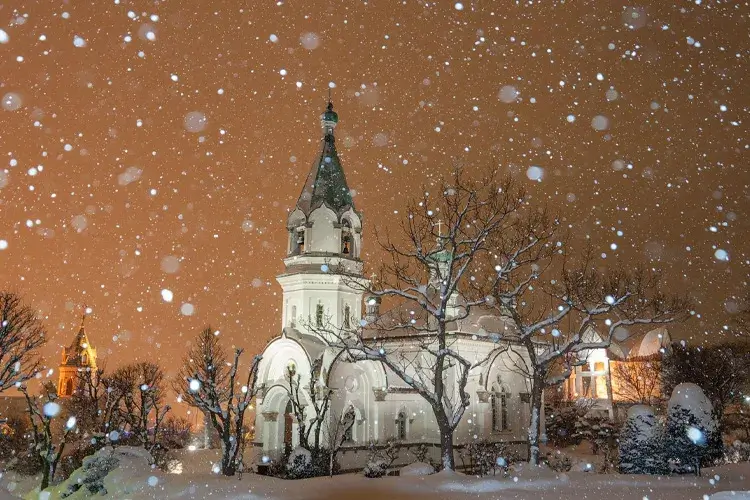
[581,376,593,398]
[290,305,297,328]
[343,411,354,442]
[396,411,407,440]
[343,304,351,329]
[295,228,305,254]
[491,390,509,432]
[64,378,73,396]
[341,220,352,255]
[594,361,605,372]
[316,304,324,328]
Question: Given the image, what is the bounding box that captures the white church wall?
[308,206,339,253]
[278,277,363,339]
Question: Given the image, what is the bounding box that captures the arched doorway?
[283,400,294,455]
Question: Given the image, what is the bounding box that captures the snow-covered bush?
[545,402,592,447]
[285,447,314,479]
[363,459,389,478]
[665,383,722,475]
[575,414,618,456]
[459,439,518,476]
[61,450,120,497]
[362,440,399,478]
[619,405,667,475]
[544,451,572,472]
[411,443,431,465]
[724,440,750,464]
[400,461,435,476]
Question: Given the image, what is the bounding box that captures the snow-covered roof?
[362,294,519,344]
[281,327,327,361]
[631,327,671,358]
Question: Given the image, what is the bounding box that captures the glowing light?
[43,402,61,418]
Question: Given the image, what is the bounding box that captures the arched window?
[341,220,352,255]
[396,411,407,440]
[64,378,73,396]
[343,304,351,329]
[316,303,324,328]
[491,388,509,432]
[290,305,297,328]
[343,409,354,442]
[295,228,305,254]
[81,352,88,365]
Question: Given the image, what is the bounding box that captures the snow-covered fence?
[252,439,527,475]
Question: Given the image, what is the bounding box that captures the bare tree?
[161,416,193,449]
[174,326,261,476]
[283,357,333,455]
[612,357,663,406]
[124,362,170,452]
[731,291,750,336]
[20,382,76,490]
[0,292,46,393]
[320,169,525,471]
[487,234,690,464]
[321,167,689,467]
[323,405,355,477]
[662,342,750,426]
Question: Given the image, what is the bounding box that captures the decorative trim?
[373,387,387,401]
[262,412,279,422]
[476,390,491,403]
[388,386,418,394]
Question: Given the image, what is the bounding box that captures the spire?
[295,98,354,216]
[61,306,96,367]
[80,304,87,331]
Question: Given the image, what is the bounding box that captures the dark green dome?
[322,110,338,123]
[322,102,338,123]
[429,249,453,263]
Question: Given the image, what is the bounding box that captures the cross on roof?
[433,219,445,237]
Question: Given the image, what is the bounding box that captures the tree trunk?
[203,412,211,449]
[221,440,237,476]
[605,362,616,422]
[528,375,544,466]
[40,460,52,490]
[438,423,455,471]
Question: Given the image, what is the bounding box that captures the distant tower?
[57,308,97,398]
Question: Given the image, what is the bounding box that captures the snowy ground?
[2,447,750,500]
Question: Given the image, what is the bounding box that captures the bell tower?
[277,100,367,340]
[57,308,97,398]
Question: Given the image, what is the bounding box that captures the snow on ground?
[3,447,750,499]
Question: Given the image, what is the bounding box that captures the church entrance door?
[283,400,293,455]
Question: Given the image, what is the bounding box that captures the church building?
[253,102,533,468]
[57,310,97,398]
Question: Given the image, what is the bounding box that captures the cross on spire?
[434,219,445,238]
[80,303,87,329]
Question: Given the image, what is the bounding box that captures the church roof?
[295,102,355,217]
[362,291,521,344]
[61,312,95,367]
